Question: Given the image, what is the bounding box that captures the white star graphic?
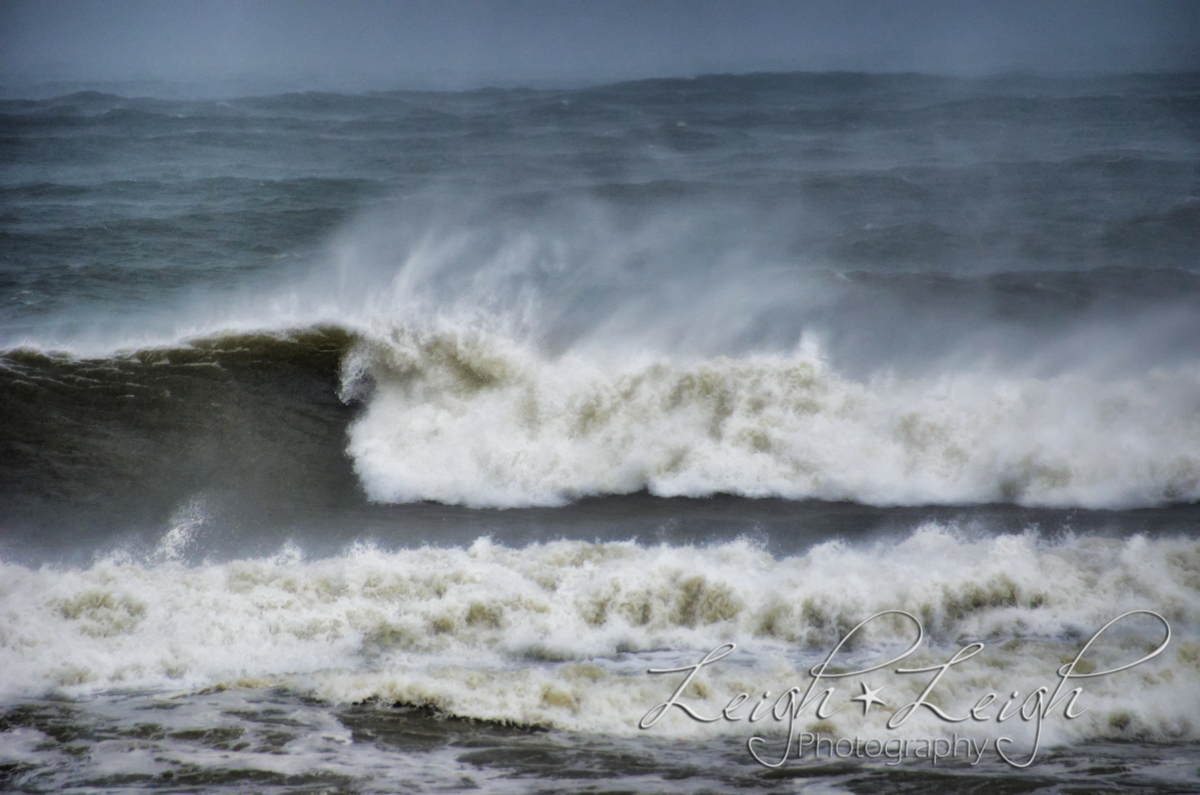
[851,682,888,716]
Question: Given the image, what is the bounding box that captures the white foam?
[2,529,1197,745]
[342,326,1200,508]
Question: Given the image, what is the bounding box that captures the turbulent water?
[2,72,1199,793]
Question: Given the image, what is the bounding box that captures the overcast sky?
[2,0,1198,95]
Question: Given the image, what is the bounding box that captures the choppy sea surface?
[2,72,1199,793]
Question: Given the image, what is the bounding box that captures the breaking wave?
[340,325,1200,509]
[1,528,1195,745]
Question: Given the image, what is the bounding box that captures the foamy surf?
[341,325,1200,509]
[2,527,1196,749]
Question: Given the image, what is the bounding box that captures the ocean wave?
[5,320,1198,512]
[0,328,359,530]
[1,528,1195,744]
[342,325,1200,509]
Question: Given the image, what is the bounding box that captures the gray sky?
[2,0,1198,94]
